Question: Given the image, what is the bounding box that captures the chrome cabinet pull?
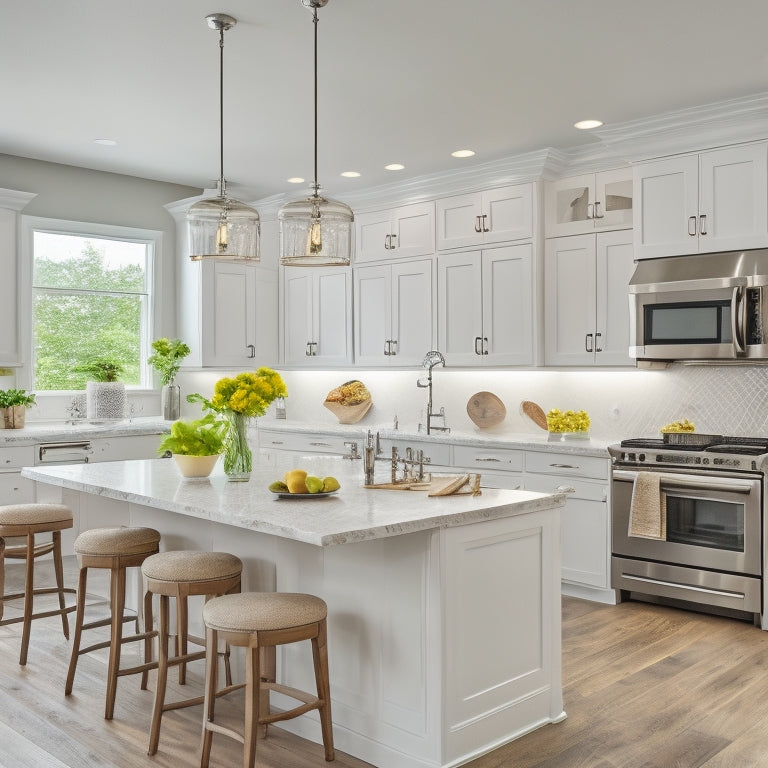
[595,332,602,352]
[474,216,482,233]
[390,233,397,248]
[476,457,502,462]
[474,336,482,355]
[550,463,579,469]
[699,214,707,235]
[305,341,317,356]
[390,339,397,356]
[586,203,594,220]
[594,201,603,218]
[688,215,697,236]
[305,342,312,356]
[481,213,490,232]
[270,440,284,445]
[585,333,593,352]
[482,337,489,355]
[246,344,255,358]
[384,340,391,356]
[309,441,331,447]
[384,234,391,249]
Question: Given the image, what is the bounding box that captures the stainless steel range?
[609,435,768,628]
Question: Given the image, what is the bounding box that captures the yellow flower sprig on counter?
[546,408,591,433]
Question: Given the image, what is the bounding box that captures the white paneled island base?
[23,456,566,768]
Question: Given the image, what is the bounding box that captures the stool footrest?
[164,649,206,668]
[259,682,321,725]
[0,603,76,627]
[116,659,157,678]
[2,586,76,602]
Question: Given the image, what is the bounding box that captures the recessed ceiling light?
[573,119,604,130]
[341,171,361,178]
[385,163,405,171]
[286,177,305,184]
[94,139,117,146]
[451,149,475,158]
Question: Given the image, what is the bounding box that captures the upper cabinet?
[545,168,633,238]
[353,259,434,366]
[634,142,768,259]
[436,184,533,250]
[282,266,352,366]
[355,201,435,263]
[437,243,534,366]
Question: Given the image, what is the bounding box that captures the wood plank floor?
[3,559,768,768]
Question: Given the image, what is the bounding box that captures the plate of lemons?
[269,469,340,499]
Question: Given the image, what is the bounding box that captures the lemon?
[305,476,324,494]
[322,476,340,492]
[285,469,309,494]
[269,480,289,493]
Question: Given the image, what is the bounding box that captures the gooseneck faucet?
[417,350,450,435]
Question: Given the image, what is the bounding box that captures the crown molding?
[0,188,37,212]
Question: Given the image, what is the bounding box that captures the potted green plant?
[74,359,126,421]
[0,389,36,429]
[148,338,191,421]
[157,414,228,478]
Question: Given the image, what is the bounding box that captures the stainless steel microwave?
[629,249,768,363]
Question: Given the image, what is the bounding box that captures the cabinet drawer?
[379,438,451,467]
[525,450,609,480]
[258,431,355,455]
[453,445,523,471]
[525,472,607,502]
[0,446,35,470]
[0,471,36,502]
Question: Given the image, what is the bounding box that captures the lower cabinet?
[0,446,36,503]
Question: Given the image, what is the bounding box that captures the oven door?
[612,468,762,575]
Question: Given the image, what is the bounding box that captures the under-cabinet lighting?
[385,163,405,171]
[287,177,305,184]
[451,149,475,158]
[340,171,361,178]
[574,119,604,130]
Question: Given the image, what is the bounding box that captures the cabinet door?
[437,251,483,365]
[699,143,768,253]
[354,265,390,365]
[594,167,633,232]
[634,155,699,259]
[283,269,315,364]
[544,235,597,366]
[482,244,534,365]
[391,201,435,259]
[355,210,393,263]
[314,268,352,364]
[436,193,483,250]
[595,230,635,366]
[390,260,433,365]
[482,184,534,244]
[545,174,595,237]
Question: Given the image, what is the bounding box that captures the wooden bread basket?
[323,398,372,424]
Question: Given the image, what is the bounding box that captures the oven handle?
[731,286,746,355]
[612,469,756,494]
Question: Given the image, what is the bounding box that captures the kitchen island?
[23,456,566,768]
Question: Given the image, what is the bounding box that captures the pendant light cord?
[218,24,225,195]
[312,4,319,198]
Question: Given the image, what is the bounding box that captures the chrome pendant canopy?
[279,0,353,267]
[187,13,260,262]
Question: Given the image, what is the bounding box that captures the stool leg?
[105,563,126,720]
[0,537,6,622]
[200,625,218,768]
[65,566,89,695]
[19,533,35,666]
[141,587,154,691]
[243,640,261,768]
[312,619,335,762]
[52,531,70,640]
[177,593,188,685]
[148,593,170,756]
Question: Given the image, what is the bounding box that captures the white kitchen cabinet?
[258,428,360,457]
[0,446,37,504]
[437,243,534,366]
[283,266,352,366]
[452,444,523,489]
[634,142,768,259]
[545,230,635,366]
[354,259,434,366]
[355,201,435,263]
[545,168,633,237]
[436,184,533,250]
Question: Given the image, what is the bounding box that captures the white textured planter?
[86,381,126,421]
[173,453,220,478]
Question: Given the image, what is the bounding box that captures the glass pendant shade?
[279,193,353,266]
[188,194,260,261]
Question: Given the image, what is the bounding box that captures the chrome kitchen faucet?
[417,350,450,435]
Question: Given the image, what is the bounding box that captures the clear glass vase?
[224,411,252,481]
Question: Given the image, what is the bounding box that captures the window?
[28,221,156,391]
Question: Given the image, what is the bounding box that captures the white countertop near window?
[0,417,170,445]
[22,456,566,547]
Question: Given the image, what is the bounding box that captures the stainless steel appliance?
[609,435,768,627]
[35,441,92,465]
[629,248,768,363]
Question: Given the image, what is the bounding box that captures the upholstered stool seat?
[66,525,161,719]
[201,592,334,768]
[141,550,242,756]
[0,503,76,665]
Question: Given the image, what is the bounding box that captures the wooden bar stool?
[65,525,161,719]
[0,503,76,665]
[141,550,243,756]
[200,592,334,768]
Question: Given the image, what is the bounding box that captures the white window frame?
[19,216,159,392]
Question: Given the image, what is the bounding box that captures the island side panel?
[441,505,564,764]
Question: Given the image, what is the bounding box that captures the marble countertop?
[257,419,617,458]
[0,417,170,445]
[22,455,566,547]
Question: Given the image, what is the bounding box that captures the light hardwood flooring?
[3,557,768,767]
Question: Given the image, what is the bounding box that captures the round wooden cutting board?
[466,391,507,428]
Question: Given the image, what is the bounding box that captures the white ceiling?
[3,1,768,201]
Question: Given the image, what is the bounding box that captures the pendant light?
[279,0,353,266]
[187,13,260,262]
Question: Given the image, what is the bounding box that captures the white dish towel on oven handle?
[628,472,667,540]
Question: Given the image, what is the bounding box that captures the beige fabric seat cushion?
[142,551,242,583]
[203,592,327,633]
[74,526,161,556]
[0,503,73,527]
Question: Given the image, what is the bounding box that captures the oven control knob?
[638,453,645,462]
[703,458,709,465]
